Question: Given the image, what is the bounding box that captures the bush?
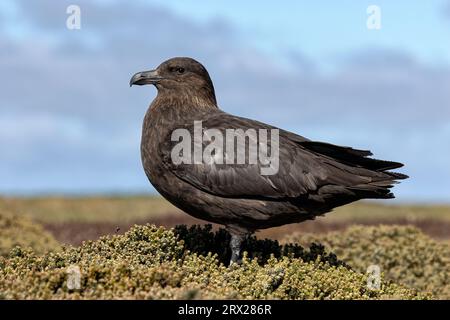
[0,210,59,257]
[283,225,450,299]
[174,224,348,267]
[0,224,427,299]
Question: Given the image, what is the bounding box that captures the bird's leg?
[229,233,246,266]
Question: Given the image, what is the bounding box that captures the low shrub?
[0,210,59,257]
[284,225,450,299]
[174,224,348,267]
[0,224,427,299]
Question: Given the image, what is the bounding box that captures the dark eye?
[169,66,185,74]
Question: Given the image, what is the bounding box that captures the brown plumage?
[130,57,408,264]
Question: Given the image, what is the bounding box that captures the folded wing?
[160,112,407,201]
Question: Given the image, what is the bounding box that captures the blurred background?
[0,1,449,244]
[1,0,449,201]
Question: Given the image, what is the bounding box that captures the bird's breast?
[140,105,192,196]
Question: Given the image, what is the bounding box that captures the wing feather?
[160,112,404,200]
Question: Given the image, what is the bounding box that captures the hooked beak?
[129,69,163,87]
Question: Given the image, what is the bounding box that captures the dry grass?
[0,195,178,223]
[2,196,449,225]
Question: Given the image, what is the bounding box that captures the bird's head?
[130,57,217,106]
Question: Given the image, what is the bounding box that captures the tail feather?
[299,141,405,172]
[348,181,394,199]
[298,140,408,200]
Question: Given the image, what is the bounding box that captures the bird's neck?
[153,87,218,113]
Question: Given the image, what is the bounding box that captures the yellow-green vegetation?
[326,202,450,222]
[0,210,59,257]
[1,196,449,224]
[0,195,179,223]
[0,224,428,299]
[0,199,447,300]
[284,225,450,299]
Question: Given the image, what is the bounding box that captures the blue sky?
[0,0,449,202]
[149,1,450,67]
